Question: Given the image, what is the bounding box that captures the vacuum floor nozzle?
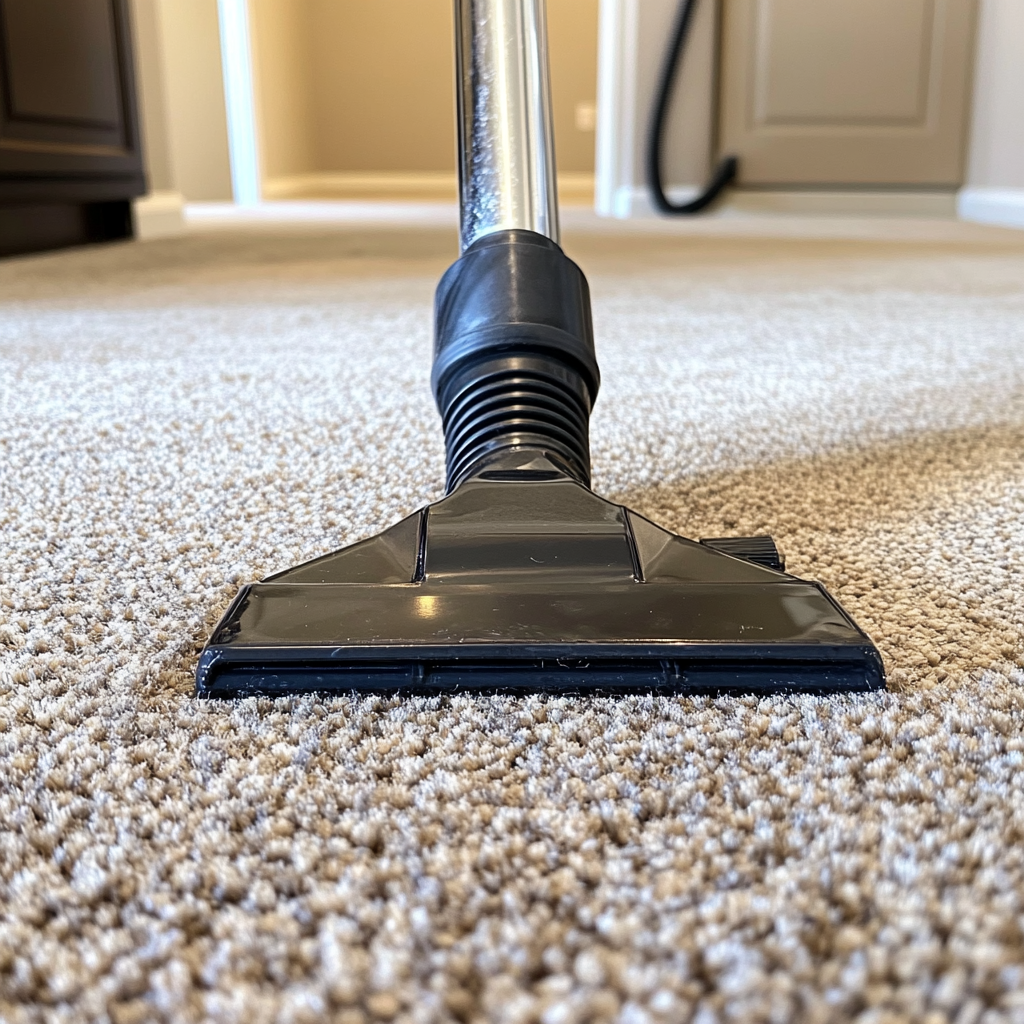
[196,443,884,697]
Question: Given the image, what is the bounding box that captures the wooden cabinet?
[0,0,146,256]
[718,0,978,187]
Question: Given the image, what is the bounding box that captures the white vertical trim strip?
[595,0,639,217]
[217,0,261,205]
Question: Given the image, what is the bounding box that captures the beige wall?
[548,0,601,174]
[131,0,175,192]
[155,0,233,201]
[957,0,1024,227]
[250,0,599,184]
[966,0,1024,189]
[250,0,318,180]
[305,0,457,173]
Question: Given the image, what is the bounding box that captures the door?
[0,0,145,255]
[717,0,978,186]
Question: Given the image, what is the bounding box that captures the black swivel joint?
[432,229,601,491]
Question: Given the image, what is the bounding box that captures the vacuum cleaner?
[195,0,884,698]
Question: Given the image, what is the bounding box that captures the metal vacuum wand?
[455,0,559,250]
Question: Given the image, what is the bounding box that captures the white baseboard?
[605,186,959,219]
[132,190,187,239]
[957,187,1024,230]
[263,172,595,206]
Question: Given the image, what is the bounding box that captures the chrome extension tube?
[454,0,560,249]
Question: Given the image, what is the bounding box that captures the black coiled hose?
[646,0,738,214]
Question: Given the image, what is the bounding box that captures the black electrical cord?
[647,0,738,214]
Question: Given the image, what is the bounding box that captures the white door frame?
[217,0,262,205]
[958,0,1024,228]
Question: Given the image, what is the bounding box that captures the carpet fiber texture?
[2,222,1024,1024]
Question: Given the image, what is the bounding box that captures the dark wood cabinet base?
[0,200,133,258]
[0,0,145,259]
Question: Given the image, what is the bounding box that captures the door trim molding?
[959,0,1024,228]
[217,0,261,205]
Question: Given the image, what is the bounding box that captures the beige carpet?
[2,219,1024,1024]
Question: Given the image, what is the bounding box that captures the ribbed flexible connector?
[432,230,600,491]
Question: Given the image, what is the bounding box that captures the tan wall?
[131,0,174,192]
[548,0,600,174]
[250,0,598,182]
[250,0,317,179]
[306,0,457,173]
[155,0,233,201]
[966,0,1024,189]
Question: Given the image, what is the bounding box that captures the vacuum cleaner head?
[197,441,883,697]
